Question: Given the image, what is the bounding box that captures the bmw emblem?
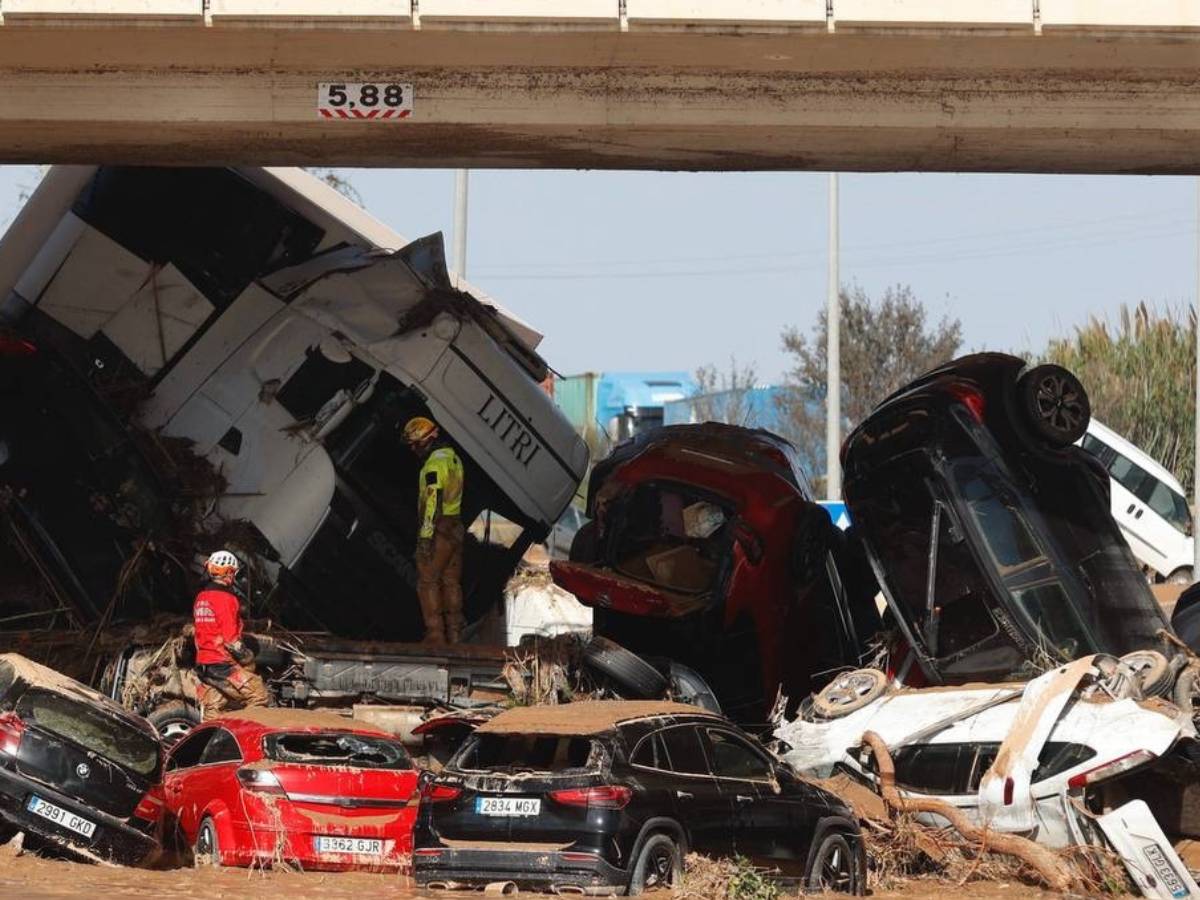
[75,763,90,779]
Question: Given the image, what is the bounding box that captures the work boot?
[418,584,445,644]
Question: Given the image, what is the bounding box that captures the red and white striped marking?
[319,108,412,120]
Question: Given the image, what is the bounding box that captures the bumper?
[414,846,628,895]
[224,823,409,872]
[0,765,157,866]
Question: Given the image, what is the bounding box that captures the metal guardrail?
[1,0,1199,34]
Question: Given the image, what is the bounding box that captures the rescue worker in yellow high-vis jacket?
[404,416,466,643]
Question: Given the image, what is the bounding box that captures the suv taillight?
[1067,750,1156,789]
[549,786,633,809]
[420,783,462,803]
[0,712,25,755]
[0,332,36,357]
[946,383,986,423]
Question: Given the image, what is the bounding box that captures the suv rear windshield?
[453,733,606,775]
[17,689,159,777]
[263,732,412,770]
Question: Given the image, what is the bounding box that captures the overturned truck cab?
[0,166,587,639]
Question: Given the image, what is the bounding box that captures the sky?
[1,165,1196,384]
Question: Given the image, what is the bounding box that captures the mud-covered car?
[551,423,880,722]
[0,653,163,865]
[414,701,864,895]
[842,353,1170,685]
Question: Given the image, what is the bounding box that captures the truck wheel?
[668,662,722,714]
[811,669,889,719]
[628,832,682,895]
[583,637,668,699]
[194,817,221,867]
[1016,364,1090,447]
[148,700,200,747]
[806,831,862,894]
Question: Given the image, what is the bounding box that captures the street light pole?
[452,169,470,278]
[826,172,842,500]
[1194,176,1200,577]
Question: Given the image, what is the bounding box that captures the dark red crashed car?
[551,423,879,722]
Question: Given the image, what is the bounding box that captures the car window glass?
[1110,453,1152,498]
[167,728,215,771]
[16,689,160,777]
[892,743,971,794]
[1080,434,1115,467]
[1010,581,1089,662]
[455,734,602,774]
[631,732,666,770]
[932,509,999,659]
[0,661,14,703]
[954,466,1043,571]
[199,728,242,765]
[659,726,710,776]
[705,730,772,781]
[1143,480,1190,535]
[265,732,413,770]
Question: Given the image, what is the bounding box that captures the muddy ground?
[0,850,1072,900]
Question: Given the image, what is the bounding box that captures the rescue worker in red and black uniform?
[193,550,268,720]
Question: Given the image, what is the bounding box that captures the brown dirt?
[215,707,390,735]
[477,700,711,735]
[0,851,1073,900]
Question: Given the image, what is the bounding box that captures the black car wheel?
[628,833,682,896]
[583,637,669,699]
[194,816,221,867]
[148,700,200,747]
[807,831,860,894]
[1016,364,1090,447]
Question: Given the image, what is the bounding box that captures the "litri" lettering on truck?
[477,394,542,468]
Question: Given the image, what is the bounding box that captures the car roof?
[476,701,719,736]
[213,707,390,737]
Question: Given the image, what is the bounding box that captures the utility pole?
[452,169,470,278]
[1194,176,1200,577]
[826,172,841,500]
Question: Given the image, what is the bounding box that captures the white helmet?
[205,550,240,581]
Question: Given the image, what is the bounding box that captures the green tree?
[778,284,963,490]
[1044,302,1195,492]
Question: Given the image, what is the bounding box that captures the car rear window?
[17,689,159,777]
[263,732,413,770]
[453,734,606,775]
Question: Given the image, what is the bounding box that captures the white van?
[0,166,588,637]
[1079,419,1193,584]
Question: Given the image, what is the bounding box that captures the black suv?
[413,701,863,895]
[843,353,1170,685]
[0,653,163,864]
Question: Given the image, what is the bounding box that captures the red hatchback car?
[162,708,419,871]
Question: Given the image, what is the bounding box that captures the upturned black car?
[413,700,864,895]
[0,653,163,864]
[843,352,1170,685]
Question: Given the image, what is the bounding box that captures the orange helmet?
[204,550,240,584]
[403,416,438,446]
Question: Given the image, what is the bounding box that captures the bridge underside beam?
[2,27,1200,172]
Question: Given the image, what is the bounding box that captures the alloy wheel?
[817,840,855,892]
[1033,372,1085,437]
[645,843,676,888]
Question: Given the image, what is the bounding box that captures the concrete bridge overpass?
[1,1,1200,172]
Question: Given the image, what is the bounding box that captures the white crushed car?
[776,653,1200,899]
